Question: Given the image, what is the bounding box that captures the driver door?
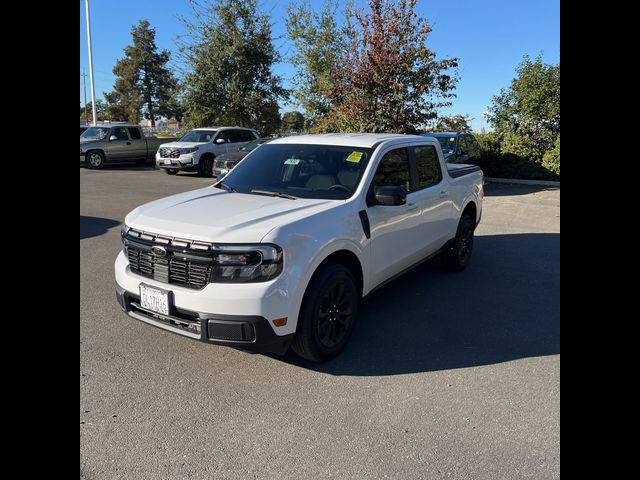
[107,127,132,162]
[366,148,424,287]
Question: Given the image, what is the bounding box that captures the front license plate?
[164,159,171,165]
[139,284,170,315]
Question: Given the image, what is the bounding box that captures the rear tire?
[441,212,475,271]
[85,150,105,169]
[165,169,178,175]
[291,264,359,362]
[198,156,214,177]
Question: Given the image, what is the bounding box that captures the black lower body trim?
[115,283,293,355]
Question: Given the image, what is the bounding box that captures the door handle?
[439,190,449,198]
[126,141,131,145]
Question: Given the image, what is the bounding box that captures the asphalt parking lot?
[80,165,560,480]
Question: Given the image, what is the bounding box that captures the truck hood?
[157,141,207,149]
[125,187,336,243]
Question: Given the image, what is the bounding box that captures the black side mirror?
[374,186,407,206]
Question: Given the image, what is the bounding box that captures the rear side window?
[413,146,442,189]
[373,148,410,192]
[128,128,142,140]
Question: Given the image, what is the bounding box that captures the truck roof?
[269,133,427,148]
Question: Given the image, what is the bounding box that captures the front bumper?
[115,283,293,354]
[156,154,196,171]
[114,251,296,354]
[212,167,229,177]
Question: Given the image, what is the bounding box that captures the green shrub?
[500,132,543,162]
[476,131,559,181]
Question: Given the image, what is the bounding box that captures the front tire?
[86,150,105,169]
[292,264,359,362]
[198,156,214,177]
[441,212,475,271]
[165,168,179,175]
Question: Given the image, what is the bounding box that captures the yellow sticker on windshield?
[449,137,455,142]
[346,151,363,163]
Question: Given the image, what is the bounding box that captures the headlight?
[211,244,283,283]
[180,147,199,154]
[120,223,130,243]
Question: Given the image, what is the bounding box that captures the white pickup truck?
[156,127,259,176]
[115,133,483,362]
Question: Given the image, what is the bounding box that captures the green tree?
[320,0,458,133]
[80,100,106,122]
[179,0,287,130]
[105,20,179,126]
[281,111,305,132]
[103,91,129,121]
[489,54,560,153]
[542,134,560,177]
[434,114,473,133]
[286,0,351,125]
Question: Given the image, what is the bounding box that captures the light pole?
[85,0,97,125]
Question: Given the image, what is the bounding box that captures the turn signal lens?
[272,317,288,327]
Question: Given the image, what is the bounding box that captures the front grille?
[127,244,212,290]
[225,160,237,169]
[159,147,180,158]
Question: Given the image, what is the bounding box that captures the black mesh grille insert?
[127,245,212,290]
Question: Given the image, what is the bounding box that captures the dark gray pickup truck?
[80,124,177,169]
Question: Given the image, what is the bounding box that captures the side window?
[216,130,232,143]
[373,148,410,192]
[236,130,255,142]
[128,127,142,140]
[112,127,129,140]
[413,145,442,190]
[227,130,248,143]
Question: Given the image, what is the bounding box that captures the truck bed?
[447,163,482,178]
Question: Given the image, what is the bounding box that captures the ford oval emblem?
[151,246,167,257]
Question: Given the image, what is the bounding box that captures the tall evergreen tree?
[178,0,287,129]
[105,20,179,126]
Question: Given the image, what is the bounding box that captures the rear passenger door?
[409,144,454,253]
[127,127,147,160]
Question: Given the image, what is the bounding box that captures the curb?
[485,177,560,187]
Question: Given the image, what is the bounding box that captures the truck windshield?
[81,127,110,140]
[179,130,218,143]
[218,144,373,200]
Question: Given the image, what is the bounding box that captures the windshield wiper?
[216,182,237,193]
[250,189,298,200]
